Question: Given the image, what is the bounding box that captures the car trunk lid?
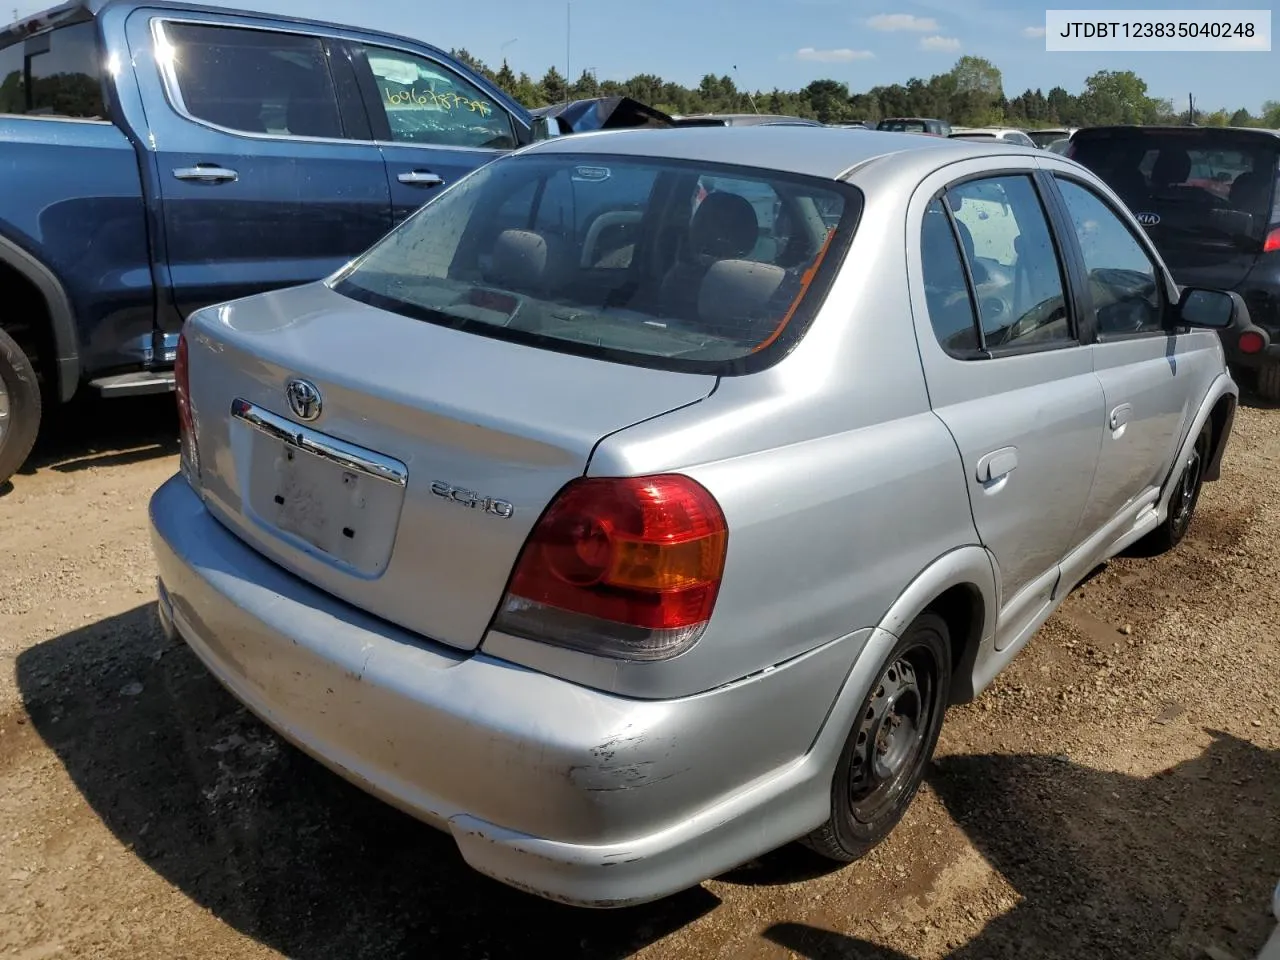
[182,282,718,651]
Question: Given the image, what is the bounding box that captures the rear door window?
[0,21,108,119]
[160,22,345,139]
[360,46,516,150]
[947,175,1074,350]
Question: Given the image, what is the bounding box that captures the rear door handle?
[976,446,1019,482]
[173,164,238,183]
[1109,403,1133,430]
[398,170,444,187]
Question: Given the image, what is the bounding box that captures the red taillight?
[175,331,191,437]
[1264,228,1280,253]
[494,475,729,660]
[174,330,200,483]
[1239,330,1267,354]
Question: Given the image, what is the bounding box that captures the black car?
[1067,125,1280,398]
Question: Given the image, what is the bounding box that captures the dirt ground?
[1,390,1277,960]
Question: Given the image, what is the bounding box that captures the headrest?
[1152,149,1191,187]
[696,259,788,333]
[486,229,567,293]
[690,192,759,260]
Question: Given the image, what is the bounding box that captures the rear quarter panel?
[484,171,984,699]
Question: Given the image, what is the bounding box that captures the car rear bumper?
[148,473,866,907]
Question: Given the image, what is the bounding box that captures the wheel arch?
[1163,374,1238,510]
[0,234,79,403]
[813,546,998,766]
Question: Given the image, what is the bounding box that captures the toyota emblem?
[285,378,322,421]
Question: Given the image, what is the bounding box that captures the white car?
[948,126,1039,147]
[1029,127,1081,149]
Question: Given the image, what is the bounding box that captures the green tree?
[450,48,494,82]
[1078,70,1163,125]
[1229,108,1254,127]
[494,60,517,96]
[513,71,544,107]
[949,56,1003,124]
[1261,100,1280,127]
[803,79,850,123]
[541,66,568,104]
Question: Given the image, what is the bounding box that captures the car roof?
[524,125,1039,181]
[3,0,442,51]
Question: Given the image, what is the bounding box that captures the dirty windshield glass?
[1070,133,1280,245]
[331,153,860,373]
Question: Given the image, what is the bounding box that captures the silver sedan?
[150,125,1255,907]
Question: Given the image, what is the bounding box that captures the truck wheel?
[1258,363,1280,403]
[801,613,951,862]
[0,326,41,488]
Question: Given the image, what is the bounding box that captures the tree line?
[450,49,1280,131]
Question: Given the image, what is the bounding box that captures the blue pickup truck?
[0,0,554,485]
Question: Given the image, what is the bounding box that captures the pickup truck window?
[361,46,516,150]
[0,21,107,120]
[160,22,345,139]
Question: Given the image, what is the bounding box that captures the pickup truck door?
[124,11,394,319]
[344,42,529,226]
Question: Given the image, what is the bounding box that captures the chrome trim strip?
[231,398,408,487]
[147,16,528,148]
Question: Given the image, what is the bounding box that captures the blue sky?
[14,0,1277,113]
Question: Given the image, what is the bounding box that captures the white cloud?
[1022,25,1046,38]
[866,13,940,32]
[795,46,876,62]
[919,35,961,51]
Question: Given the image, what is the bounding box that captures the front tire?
[1137,422,1211,555]
[801,613,951,862]
[0,326,41,488]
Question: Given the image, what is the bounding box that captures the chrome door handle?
[398,170,444,187]
[173,165,238,183]
[976,446,1019,483]
[1109,403,1132,430]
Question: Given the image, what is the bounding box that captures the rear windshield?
[331,152,861,374]
[879,119,927,132]
[1027,130,1065,149]
[1070,132,1280,245]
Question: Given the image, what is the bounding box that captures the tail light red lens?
[174,330,200,484]
[1239,330,1267,354]
[175,331,191,437]
[1264,228,1280,254]
[494,475,729,661]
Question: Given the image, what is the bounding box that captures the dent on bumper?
[148,474,869,906]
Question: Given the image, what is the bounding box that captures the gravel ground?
[0,391,1277,960]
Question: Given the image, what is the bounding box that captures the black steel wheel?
[1137,422,1212,555]
[802,612,951,862]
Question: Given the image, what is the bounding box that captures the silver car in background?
[150,126,1253,907]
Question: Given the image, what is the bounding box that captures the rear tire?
[1258,362,1280,403]
[801,613,951,862]
[1136,422,1211,555]
[0,326,41,488]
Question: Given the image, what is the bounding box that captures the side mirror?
[531,116,561,141]
[1176,286,1273,357]
[1177,287,1239,329]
